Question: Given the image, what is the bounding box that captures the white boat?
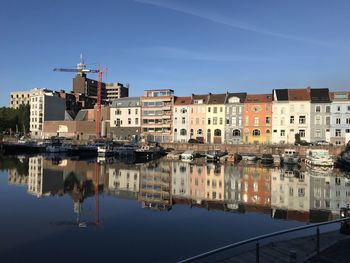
[97,144,115,157]
[241,153,258,161]
[305,149,333,167]
[180,150,196,161]
[46,138,68,153]
[282,149,299,165]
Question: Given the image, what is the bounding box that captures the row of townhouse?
[109,88,350,145]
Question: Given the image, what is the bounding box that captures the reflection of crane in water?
[50,161,102,228]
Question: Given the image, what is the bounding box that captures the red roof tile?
[245,94,272,103]
[174,96,192,105]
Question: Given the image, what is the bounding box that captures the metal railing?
[179,217,350,263]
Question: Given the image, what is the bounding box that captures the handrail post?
[256,241,260,263]
[316,226,320,256]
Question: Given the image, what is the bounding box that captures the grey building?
[309,88,331,143]
[224,92,246,144]
[110,97,141,141]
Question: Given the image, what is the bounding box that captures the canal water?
[0,155,348,262]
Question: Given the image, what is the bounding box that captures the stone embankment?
[160,143,343,156]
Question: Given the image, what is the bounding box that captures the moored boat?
[282,149,299,165]
[46,138,68,153]
[305,149,333,168]
[261,153,274,166]
[180,150,196,161]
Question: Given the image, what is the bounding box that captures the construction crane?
[54,54,106,139]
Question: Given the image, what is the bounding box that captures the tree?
[0,105,30,134]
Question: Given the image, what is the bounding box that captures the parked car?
[188,139,203,144]
[295,140,313,146]
[315,140,332,146]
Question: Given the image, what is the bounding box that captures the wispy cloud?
[135,0,332,47]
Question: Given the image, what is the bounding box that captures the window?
[208,118,211,125]
[190,129,194,136]
[266,117,270,124]
[280,117,285,126]
[238,117,242,126]
[116,119,121,126]
[128,118,131,124]
[219,118,223,125]
[315,129,321,138]
[299,129,305,138]
[346,129,350,133]
[214,129,221,136]
[299,116,306,124]
[128,109,131,115]
[326,116,330,125]
[336,118,341,125]
[280,107,284,114]
[180,129,187,136]
[252,129,260,136]
[174,117,177,124]
[316,105,321,112]
[208,107,211,113]
[337,106,341,111]
[213,107,217,113]
[348,105,350,111]
[336,129,341,137]
[135,118,139,125]
[266,129,271,134]
[245,116,249,125]
[197,129,203,135]
[233,129,240,136]
[213,117,217,125]
[220,107,223,112]
[273,130,277,133]
[346,118,350,124]
[254,117,259,125]
[326,106,330,113]
[226,118,230,125]
[280,130,285,136]
[290,116,294,124]
[182,117,186,124]
[315,116,321,125]
[195,118,199,125]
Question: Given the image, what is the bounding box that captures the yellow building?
[206,93,227,144]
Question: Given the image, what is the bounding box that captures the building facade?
[189,94,208,143]
[106,82,129,101]
[30,88,66,138]
[206,93,227,144]
[243,94,272,144]
[110,97,141,141]
[10,91,31,109]
[172,96,191,143]
[310,89,331,143]
[224,93,246,144]
[330,92,350,145]
[141,89,174,143]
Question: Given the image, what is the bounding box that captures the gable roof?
[174,96,192,105]
[225,92,247,103]
[75,110,88,121]
[329,91,350,101]
[273,89,288,101]
[207,93,227,104]
[310,88,330,103]
[245,94,272,103]
[288,89,310,101]
[192,94,209,104]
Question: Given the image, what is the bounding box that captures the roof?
[110,97,141,108]
[225,92,247,103]
[75,110,88,121]
[174,96,192,105]
[310,88,330,103]
[288,89,310,101]
[273,89,288,101]
[192,94,209,104]
[64,110,76,121]
[330,91,350,101]
[207,93,227,104]
[245,94,272,103]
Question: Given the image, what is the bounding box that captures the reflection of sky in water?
[0,156,347,263]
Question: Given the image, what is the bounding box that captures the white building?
[172,97,191,143]
[28,156,44,197]
[110,97,141,141]
[30,88,66,138]
[108,167,139,193]
[272,88,311,144]
[330,92,350,145]
[10,91,32,109]
[171,162,190,197]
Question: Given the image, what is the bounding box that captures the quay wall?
[160,143,344,156]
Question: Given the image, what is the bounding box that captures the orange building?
[243,94,272,144]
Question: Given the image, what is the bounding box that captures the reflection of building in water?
[205,163,224,201]
[224,165,243,210]
[107,166,139,200]
[171,162,190,197]
[28,156,44,197]
[139,161,172,211]
[309,171,350,215]
[241,166,271,206]
[271,168,310,222]
[189,163,206,203]
[8,169,28,186]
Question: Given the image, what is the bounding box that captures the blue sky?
[1,0,350,106]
